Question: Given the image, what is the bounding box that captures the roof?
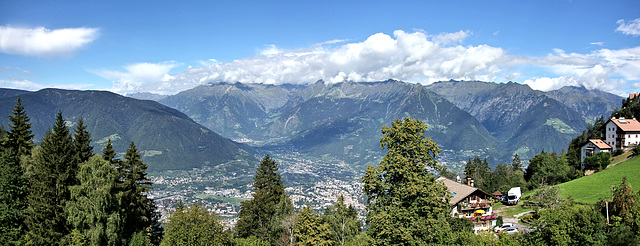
[608,118,640,132]
[588,139,612,149]
[437,177,491,205]
[492,191,503,196]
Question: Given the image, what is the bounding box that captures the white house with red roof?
[602,117,640,152]
[580,139,612,169]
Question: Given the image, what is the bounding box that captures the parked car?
[494,223,513,232]
[504,226,519,234]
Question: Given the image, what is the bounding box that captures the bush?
[633,145,640,156]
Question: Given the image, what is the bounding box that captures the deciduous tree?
[160,203,230,246]
[294,206,334,246]
[362,117,451,245]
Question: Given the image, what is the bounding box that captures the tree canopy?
[362,117,451,245]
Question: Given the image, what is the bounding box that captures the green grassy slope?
[558,156,640,204]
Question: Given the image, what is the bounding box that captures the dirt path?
[494,206,532,233]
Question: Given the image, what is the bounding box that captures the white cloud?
[0,78,92,91]
[166,30,509,91]
[94,62,180,94]
[590,42,604,46]
[105,30,639,95]
[0,26,99,57]
[616,18,640,36]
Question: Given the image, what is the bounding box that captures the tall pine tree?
[6,97,34,157]
[25,111,75,245]
[0,98,32,245]
[236,155,294,245]
[0,147,29,245]
[72,117,93,165]
[119,141,161,244]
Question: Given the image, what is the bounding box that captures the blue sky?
[1,1,639,96]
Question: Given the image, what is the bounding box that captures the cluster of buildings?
[580,116,640,168]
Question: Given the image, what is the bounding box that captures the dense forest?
[1,98,639,245]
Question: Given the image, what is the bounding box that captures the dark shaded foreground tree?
[0,147,29,245]
[25,111,75,245]
[236,155,294,245]
[119,141,162,245]
[160,203,230,246]
[362,117,452,245]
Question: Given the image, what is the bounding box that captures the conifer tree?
[72,117,93,165]
[119,141,160,244]
[0,147,28,245]
[26,111,75,245]
[362,117,451,245]
[6,97,34,157]
[236,155,294,244]
[102,139,117,165]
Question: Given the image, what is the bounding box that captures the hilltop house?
[580,139,612,169]
[437,177,497,233]
[602,117,640,153]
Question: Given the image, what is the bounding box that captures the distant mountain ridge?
[0,88,257,171]
[161,80,622,169]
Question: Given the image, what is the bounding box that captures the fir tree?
[0,147,29,245]
[362,117,451,245]
[102,139,116,165]
[26,111,75,245]
[119,142,160,244]
[6,97,34,157]
[236,155,294,244]
[72,117,93,165]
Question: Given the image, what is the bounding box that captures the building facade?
[602,117,640,152]
[580,139,612,169]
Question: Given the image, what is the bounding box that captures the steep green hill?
[558,156,640,204]
[0,89,256,171]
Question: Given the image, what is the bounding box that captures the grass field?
[194,194,248,205]
[557,156,640,204]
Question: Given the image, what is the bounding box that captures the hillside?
[0,89,257,171]
[558,156,640,204]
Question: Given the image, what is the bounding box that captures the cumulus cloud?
[164,30,509,92]
[104,30,639,95]
[616,18,640,36]
[0,26,98,57]
[94,62,179,94]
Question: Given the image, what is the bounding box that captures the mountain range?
[0,88,256,171]
[0,80,622,175]
[160,80,622,169]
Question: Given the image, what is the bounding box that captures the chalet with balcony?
[437,177,497,233]
[602,117,640,153]
[580,139,612,169]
